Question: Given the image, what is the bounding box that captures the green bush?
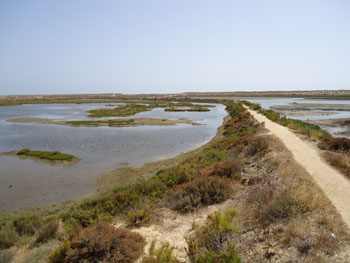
[142,241,180,263]
[156,163,198,188]
[0,226,17,249]
[13,214,41,236]
[186,210,240,263]
[36,220,59,244]
[126,201,154,227]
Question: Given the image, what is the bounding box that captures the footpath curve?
[246,106,350,230]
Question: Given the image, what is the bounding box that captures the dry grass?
[322,152,350,178]
[230,135,350,261]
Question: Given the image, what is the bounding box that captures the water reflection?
[0,103,226,212]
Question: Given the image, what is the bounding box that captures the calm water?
[0,103,226,212]
[243,97,350,120]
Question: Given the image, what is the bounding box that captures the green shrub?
[189,244,241,263]
[186,210,240,263]
[156,163,198,188]
[127,201,154,227]
[13,214,41,236]
[17,148,30,154]
[36,220,59,244]
[0,226,17,249]
[168,176,232,213]
[142,241,180,263]
[49,241,71,263]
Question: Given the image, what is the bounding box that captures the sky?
[0,0,349,95]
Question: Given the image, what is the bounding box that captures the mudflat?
[6,117,201,127]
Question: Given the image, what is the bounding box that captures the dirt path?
[246,107,350,229]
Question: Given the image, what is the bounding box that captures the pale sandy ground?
[246,106,350,230]
[115,200,235,263]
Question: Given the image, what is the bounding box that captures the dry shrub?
[211,158,242,180]
[0,249,15,263]
[245,136,269,156]
[56,223,145,263]
[318,137,350,152]
[261,193,299,224]
[323,152,350,177]
[168,176,232,213]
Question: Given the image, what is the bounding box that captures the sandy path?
[246,107,350,229]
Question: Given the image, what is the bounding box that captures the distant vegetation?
[244,100,350,179]
[66,119,135,127]
[87,104,154,117]
[87,102,215,117]
[1,100,347,262]
[243,101,331,141]
[164,105,210,112]
[17,148,75,161]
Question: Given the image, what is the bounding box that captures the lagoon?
[0,103,226,212]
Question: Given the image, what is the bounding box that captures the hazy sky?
[1,0,349,95]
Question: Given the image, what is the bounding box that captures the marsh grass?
[17,149,74,161]
[66,119,135,127]
[87,104,153,117]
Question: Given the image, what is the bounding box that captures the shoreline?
[0,151,80,166]
[6,117,201,127]
[0,112,229,217]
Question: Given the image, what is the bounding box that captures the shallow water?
[244,97,350,120]
[0,103,226,212]
[243,97,350,138]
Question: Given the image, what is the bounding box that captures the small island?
[6,117,201,127]
[0,148,80,165]
[87,102,215,117]
[16,148,75,161]
[164,106,210,112]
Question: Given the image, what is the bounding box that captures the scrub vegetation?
[66,119,135,127]
[244,100,350,180]
[87,104,154,117]
[16,148,75,161]
[1,100,350,262]
[87,102,215,117]
[243,101,331,140]
[164,105,210,112]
